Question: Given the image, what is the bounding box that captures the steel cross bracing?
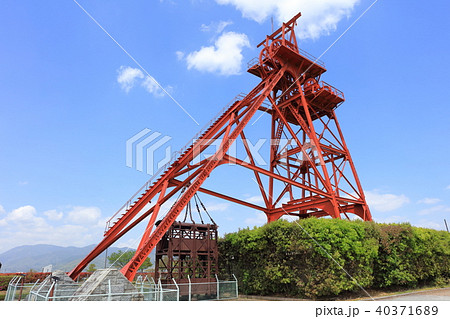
[69,12,372,282]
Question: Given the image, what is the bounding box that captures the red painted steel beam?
[69,12,372,282]
[170,178,268,212]
[222,154,329,197]
[121,68,288,280]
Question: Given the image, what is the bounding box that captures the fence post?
[35,277,48,301]
[158,278,163,301]
[140,276,144,294]
[215,274,219,300]
[232,274,238,299]
[12,276,19,301]
[149,277,156,301]
[187,275,191,301]
[108,279,112,301]
[45,282,55,301]
[18,274,26,301]
[7,276,15,301]
[27,279,40,301]
[5,276,17,301]
[4,278,10,301]
[172,278,179,301]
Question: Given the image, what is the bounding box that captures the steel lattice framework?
[69,13,371,282]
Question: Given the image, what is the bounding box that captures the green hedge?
[218,218,450,299]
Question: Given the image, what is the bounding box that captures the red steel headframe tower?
[69,12,371,282]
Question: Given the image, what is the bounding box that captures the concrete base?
[70,269,143,301]
[29,270,77,301]
[51,270,75,285]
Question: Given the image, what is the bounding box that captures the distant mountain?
[0,244,154,273]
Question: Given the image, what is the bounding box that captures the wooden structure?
[155,221,218,283]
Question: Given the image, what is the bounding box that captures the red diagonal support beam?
[69,13,372,282]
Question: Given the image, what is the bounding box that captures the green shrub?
[372,223,450,288]
[218,218,450,299]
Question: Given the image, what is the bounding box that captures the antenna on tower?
[271,16,274,32]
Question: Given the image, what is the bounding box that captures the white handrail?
[215,274,220,300]
[187,275,191,301]
[171,278,179,301]
[45,282,55,301]
[232,274,239,298]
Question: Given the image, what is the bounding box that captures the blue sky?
[0,0,449,255]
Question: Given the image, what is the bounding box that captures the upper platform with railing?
[304,78,345,109]
[247,12,327,80]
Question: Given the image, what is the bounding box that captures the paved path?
[372,287,450,301]
[238,287,450,301]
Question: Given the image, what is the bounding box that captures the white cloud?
[115,238,140,250]
[201,20,233,34]
[418,205,450,216]
[117,66,168,97]
[6,206,44,227]
[365,190,410,212]
[67,206,101,225]
[446,185,450,190]
[373,215,408,224]
[44,209,64,221]
[275,195,290,208]
[0,204,5,215]
[414,220,445,231]
[417,197,441,205]
[175,51,185,61]
[245,195,264,205]
[215,0,360,40]
[245,212,267,226]
[0,204,104,254]
[206,202,230,212]
[141,76,165,97]
[117,66,144,93]
[186,31,250,76]
[9,205,36,220]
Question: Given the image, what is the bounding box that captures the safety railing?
[298,48,326,68]
[4,275,39,301]
[160,275,238,301]
[247,47,325,70]
[5,273,238,301]
[319,81,344,100]
[24,278,176,301]
[247,57,260,69]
